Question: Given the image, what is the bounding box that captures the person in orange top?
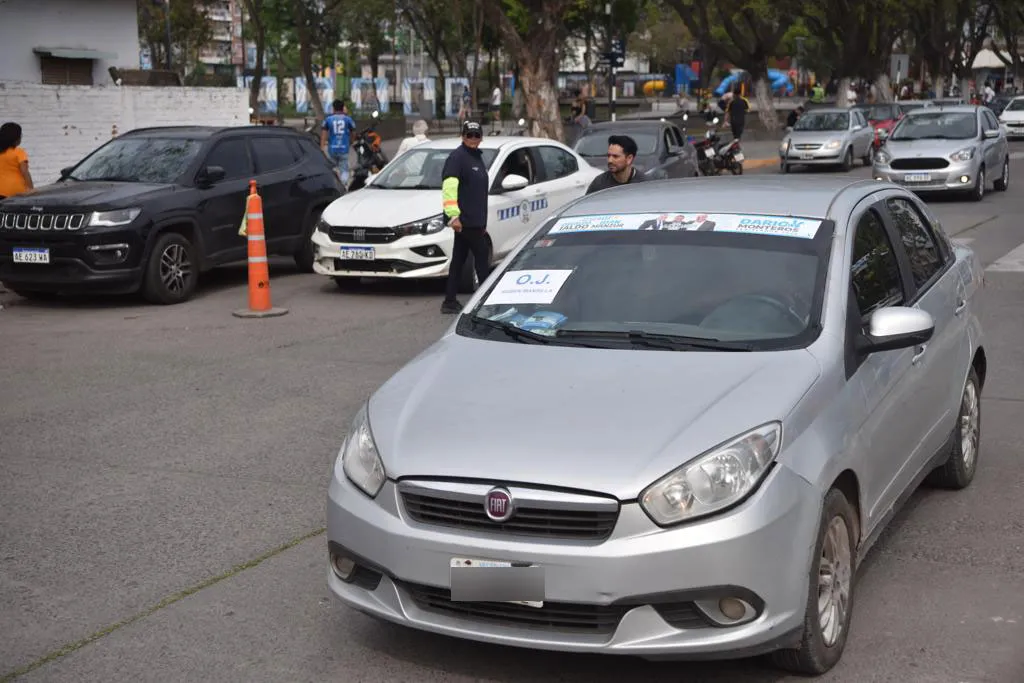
[0,122,34,199]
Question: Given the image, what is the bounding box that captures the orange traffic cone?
[232,180,288,319]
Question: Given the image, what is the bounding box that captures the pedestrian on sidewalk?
[440,121,492,314]
[585,135,647,194]
[0,122,34,200]
[321,100,356,185]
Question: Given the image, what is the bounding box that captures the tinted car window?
[252,137,298,173]
[537,145,578,180]
[851,210,904,317]
[205,138,253,180]
[70,137,203,184]
[575,132,659,156]
[886,198,944,288]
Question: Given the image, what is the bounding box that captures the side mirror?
[197,165,226,186]
[59,166,74,180]
[500,174,529,191]
[853,124,864,131]
[857,307,934,355]
[983,128,999,139]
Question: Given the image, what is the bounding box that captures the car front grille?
[328,226,399,244]
[399,483,620,541]
[890,158,951,170]
[332,257,443,274]
[793,143,822,150]
[399,581,710,634]
[0,211,87,231]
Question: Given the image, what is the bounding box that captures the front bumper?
[325,463,819,658]
[1003,124,1024,139]
[311,228,453,279]
[871,157,979,192]
[779,145,845,166]
[0,228,146,293]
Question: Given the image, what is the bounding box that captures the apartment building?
[197,0,245,78]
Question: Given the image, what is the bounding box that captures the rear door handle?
[912,344,927,365]
[954,298,967,316]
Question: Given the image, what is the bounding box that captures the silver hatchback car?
[326,177,987,676]
[872,104,1010,201]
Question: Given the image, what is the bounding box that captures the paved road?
[2,161,1024,682]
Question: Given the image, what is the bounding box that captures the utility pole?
[605,3,615,122]
[164,0,173,71]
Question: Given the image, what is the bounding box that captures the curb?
[743,158,778,170]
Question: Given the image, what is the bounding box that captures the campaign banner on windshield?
[547,213,823,239]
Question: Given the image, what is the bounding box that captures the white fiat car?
[311,136,602,293]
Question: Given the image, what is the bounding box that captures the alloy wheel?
[817,516,852,647]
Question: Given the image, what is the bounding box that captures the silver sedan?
[779,108,874,172]
[325,176,987,676]
[872,105,1010,201]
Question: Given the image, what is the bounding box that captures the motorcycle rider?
[321,99,356,185]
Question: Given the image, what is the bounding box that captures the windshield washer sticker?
[547,213,821,238]
[483,269,574,306]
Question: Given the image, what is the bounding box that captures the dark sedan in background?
[573,120,701,179]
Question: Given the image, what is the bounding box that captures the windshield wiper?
[555,328,754,351]
[467,315,603,347]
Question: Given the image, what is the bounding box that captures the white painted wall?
[0,0,141,84]
[0,83,250,185]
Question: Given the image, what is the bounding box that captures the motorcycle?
[347,110,389,191]
[691,117,744,176]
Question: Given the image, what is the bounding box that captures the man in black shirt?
[585,134,648,194]
[726,84,750,140]
[440,120,492,314]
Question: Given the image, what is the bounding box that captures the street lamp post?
[605,2,616,122]
[164,0,173,71]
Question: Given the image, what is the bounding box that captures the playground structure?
[714,69,795,97]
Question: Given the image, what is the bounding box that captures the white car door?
[535,143,589,213]
[487,145,542,258]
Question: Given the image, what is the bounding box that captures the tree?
[629,2,693,74]
[991,0,1024,73]
[665,0,796,132]
[137,0,215,75]
[907,0,993,97]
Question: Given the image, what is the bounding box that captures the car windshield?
[1005,98,1024,112]
[793,113,849,131]
[369,146,498,189]
[897,102,929,115]
[69,137,203,183]
[460,211,832,351]
[859,105,898,121]
[575,132,659,156]
[890,112,977,140]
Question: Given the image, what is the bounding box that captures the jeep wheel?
[143,232,198,305]
[293,210,320,273]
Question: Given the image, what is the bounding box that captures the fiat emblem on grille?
[352,228,366,241]
[484,487,513,522]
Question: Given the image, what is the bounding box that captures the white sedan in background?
[311,136,602,293]
[998,95,1024,139]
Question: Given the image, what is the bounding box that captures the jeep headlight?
[398,214,446,236]
[640,422,781,526]
[87,208,141,227]
[336,403,386,498]
[950,147,975,162]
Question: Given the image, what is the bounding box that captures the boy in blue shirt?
[321,99,356,184]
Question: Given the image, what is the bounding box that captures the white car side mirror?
[859,306,935,354]
[501,174,529,191]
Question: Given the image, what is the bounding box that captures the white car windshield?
[1004,99,1024,112]
[461,211,832,351]
[793,113,849,132]
[575,132,659,157]
[890,112,977,140]
[370,147,498,189]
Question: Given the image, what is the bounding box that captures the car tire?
[927,367,981,490]
[780,162,790,174]
[293,209,321,273]
[993,157,1009,191]
[840,147,853,171]
[142,232,198,305]
[861,149,872,166]
[970,165,985,201]
[771,487,858,676]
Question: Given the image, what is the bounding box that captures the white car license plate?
[904,173,932,182]
[339,246,374,260]
[800,153,815,160]
[449,557,544,608]
[12,247,50,264]
[733,152,745,162]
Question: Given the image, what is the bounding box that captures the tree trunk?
[752,77,778,133]
[469,3,484,112]
[934,75,947,99]
[835,77,852,107]
[292,5,325,120]
[519,57,563,140]
[873,73,893,102]
[244,0,265,115]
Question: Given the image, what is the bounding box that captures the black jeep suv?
[0,125,344,304]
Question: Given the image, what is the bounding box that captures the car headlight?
[397,214,446,236]
[823,140,841,150]
[639,422,781,526]
[336,403,386,498]
[950,147,975,162]
[779,139,790,154]
[315,218,331,233]
[87,208,141,227]
[874,149,891,165]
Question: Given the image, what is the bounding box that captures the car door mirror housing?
[501,174,529,191]
[858,306,935,355]
[983,128,999,139]
[853,124,863,131]
[59,166,74,180]
[198,165,226,186]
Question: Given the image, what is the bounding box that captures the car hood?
[0,181,174,208]
[322,188,445,227]
[367,335,821,499]
[1000,110,1024,122]
[883,138,974,157]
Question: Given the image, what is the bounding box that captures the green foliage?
[137,0,216,71]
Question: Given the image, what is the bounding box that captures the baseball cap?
[462,120,483,137]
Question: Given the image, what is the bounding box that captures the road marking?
[986,242,1024,272]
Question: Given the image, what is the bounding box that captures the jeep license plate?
[12,247,50,264]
